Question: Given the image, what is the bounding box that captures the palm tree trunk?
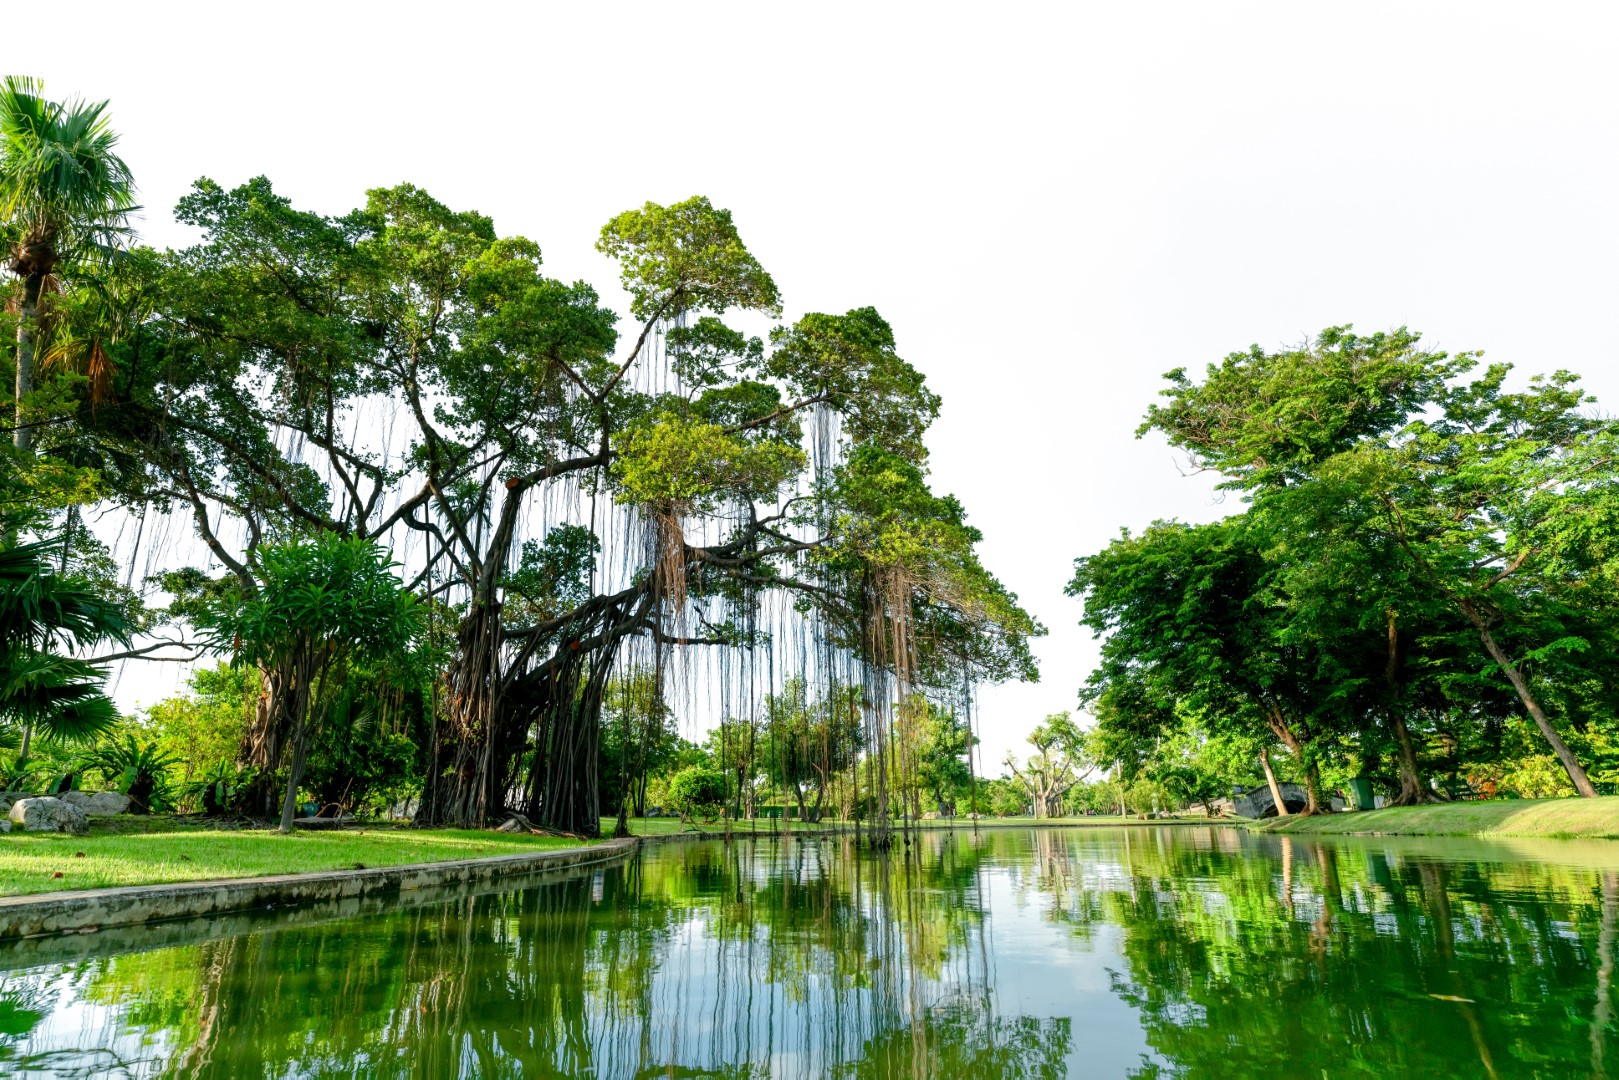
[14,724,33,775]
[13,275,42,453]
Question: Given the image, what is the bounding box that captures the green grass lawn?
[0,818,597,898]
[1256,796,1619,840]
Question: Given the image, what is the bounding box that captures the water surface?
[0,825,1614,1078]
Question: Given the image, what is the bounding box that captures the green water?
[0,825,1615,1078]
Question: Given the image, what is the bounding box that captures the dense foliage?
[1068,327,1619,812]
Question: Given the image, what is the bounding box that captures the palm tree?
[0,538,129,774]
[0,76,136,452]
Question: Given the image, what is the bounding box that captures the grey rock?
[60,790,131,816]
[9,797,90,835]
[0,792,29,815]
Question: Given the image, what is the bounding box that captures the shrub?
[1125,778,1169,818]
[87,733,179,813]
[985,778,1029,817]
[666,766,727,823]
[183,760,258,815]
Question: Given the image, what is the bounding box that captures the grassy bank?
[0,819,595,898]
[1255,797,1619,840]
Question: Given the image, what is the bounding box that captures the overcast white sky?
[14,1,1619,769]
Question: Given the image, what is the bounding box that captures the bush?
[1072,779,1125,816]
[87,733,180,813]
[666,766,727,822]
[183,760,259,815]
[142,665,254,775]
[985,778,1029,817]
[1124,778,1169,818]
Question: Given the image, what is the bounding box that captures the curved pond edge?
[0,836,639,946]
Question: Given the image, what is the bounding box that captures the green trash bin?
[1347,777,1375,811]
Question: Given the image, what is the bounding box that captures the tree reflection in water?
[0,827,1615,1077]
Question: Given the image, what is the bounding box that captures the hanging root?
[652,503,689,628]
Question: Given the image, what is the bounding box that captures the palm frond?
[0,649,120,742]
[0,538,132,649]
[0,75,137,276]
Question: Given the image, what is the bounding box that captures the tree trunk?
[611,685,638,839]
[1303,759,1325,814]
[7,724,35,789]
[1470,611,1597,797]
[426,602,504,827]
[1383,609,1433,805]
[537,647,612,835]
[1387,709,1430,805]
[239,662,298,817]
[13,275,41,454]
[1266,708,1321,813]
[1260,747,1290,818]
[277,720,310,833]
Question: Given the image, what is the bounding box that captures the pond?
[0,825,1614,1077]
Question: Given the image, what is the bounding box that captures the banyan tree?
[83,177,1041,836]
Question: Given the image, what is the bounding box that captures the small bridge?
[1232,783,1309,819]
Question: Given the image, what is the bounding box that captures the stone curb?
[0,836,639,942]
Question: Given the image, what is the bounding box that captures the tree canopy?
[1072,326,1619,811]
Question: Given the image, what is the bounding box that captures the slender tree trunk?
[611,684,638,839]
[276,653,325,833]
[1266,708,1320,813]
[13,724,34,780]
[14,276,41,454]
[277,722,310,834]
[1468,611,1597,797]
[1384,609,1432,805]
[1260,747,1291,818]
